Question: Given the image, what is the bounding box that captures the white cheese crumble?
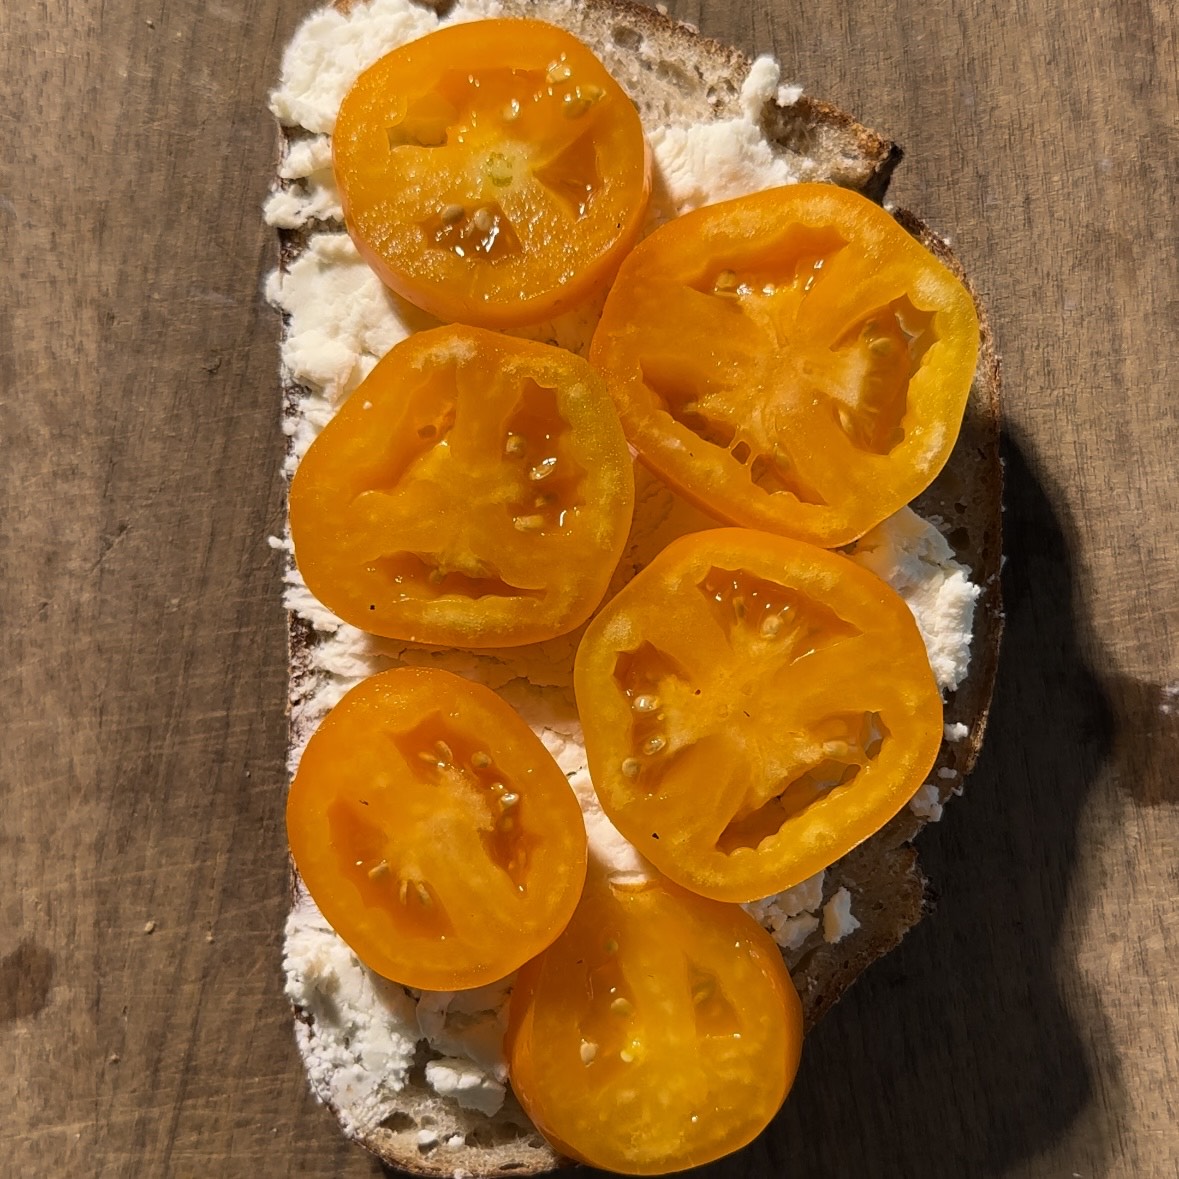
[743,871,826,954]
[646,57,800,214]
[425,1059,507,1118]
[415,981,513,1083]
[848,508,982,692]
[284,895,421,1137]
[269,0,980,1140]
[270,0,479,133]
[822,887,862,944]
[908,781,944,823]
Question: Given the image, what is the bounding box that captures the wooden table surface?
[4,0,1176,1175]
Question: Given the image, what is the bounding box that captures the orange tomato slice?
[333,19,651,327]
[289,324,634,647]
[508,866,804,1174]
[589,183,979,547]
[574,528,943,902]
[287,668,588,990]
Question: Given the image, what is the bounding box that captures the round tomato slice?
[333,19,651,328]
[507,866,803,1174]
[589,183,980,547]
[289,324,634,647]
[574,529,943,903]
[287,668,587,990]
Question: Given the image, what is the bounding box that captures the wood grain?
[1,0,1175,1176]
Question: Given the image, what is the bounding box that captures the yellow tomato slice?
[508,866,803,1174]
[574,529,943,903]
[289,324,634,647]
[333,19,651,327]
[287,668,587,990]
[589,183,980,547]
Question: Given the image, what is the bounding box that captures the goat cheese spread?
[269,0,980,1139]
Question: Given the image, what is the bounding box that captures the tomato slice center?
[324,714,540,928]
[610,566,895,854]
[349,363,588,597]
[383,61,612,278]
[632,224,944,507]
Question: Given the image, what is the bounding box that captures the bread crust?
[273,1,1003,1172]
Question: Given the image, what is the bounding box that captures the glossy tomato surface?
[287,668,587,990]
[574,528,943,902]
[289,324,634,647]
[508,867,803,1174]
[590,183,979,547]
[333,19,651,328]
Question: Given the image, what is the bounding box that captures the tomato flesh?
[589,184,980,547]
[508,867,803,1174]
[333,20,651,327]
[287,668,587,990]
[289,324,634,647]
[574,529,943,903]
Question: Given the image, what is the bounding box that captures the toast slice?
[268,1,1003,1173]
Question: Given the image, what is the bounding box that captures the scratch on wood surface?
[0,1120,98,1142]
[89,521,131,574]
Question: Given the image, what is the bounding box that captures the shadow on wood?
[0,941,55,1025]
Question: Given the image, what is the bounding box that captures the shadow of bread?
[627,430,1119,1179]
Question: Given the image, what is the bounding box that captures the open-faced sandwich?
[265,0,1003,1173]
